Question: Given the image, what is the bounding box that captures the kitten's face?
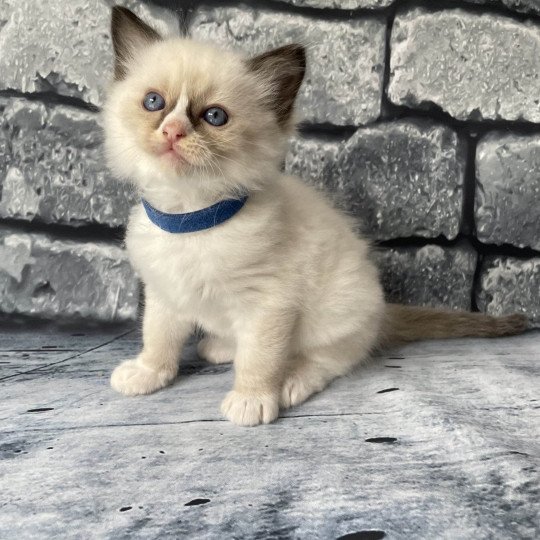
[104,8,306,198]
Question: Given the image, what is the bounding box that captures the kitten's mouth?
[161,146,190,166]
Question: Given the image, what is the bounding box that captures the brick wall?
[0,0,538,325]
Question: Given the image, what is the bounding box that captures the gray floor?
[1,326,539,539]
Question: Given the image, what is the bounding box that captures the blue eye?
[203,107,228,126]
[143,92,165,111]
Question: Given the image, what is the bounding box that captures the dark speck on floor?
[377,388,399,394]
[184,498,211,506]
[337,531,386,540]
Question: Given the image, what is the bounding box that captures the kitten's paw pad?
[111,359,175,396]
[220,391,279,426]
[280,373,320,408]
[197,337,234,364]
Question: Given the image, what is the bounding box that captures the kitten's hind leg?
[280,355,332,409]
[280,337,370,409]
[197,335,235,364]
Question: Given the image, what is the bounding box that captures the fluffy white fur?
[104,8,526,426]
[104,10,383,426]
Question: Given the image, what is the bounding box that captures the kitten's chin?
[158,149,191,173]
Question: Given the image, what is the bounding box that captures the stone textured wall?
[0,0,538,325]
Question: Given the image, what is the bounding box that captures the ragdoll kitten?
[104,7,527,426]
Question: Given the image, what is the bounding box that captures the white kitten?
[103,7,527,426]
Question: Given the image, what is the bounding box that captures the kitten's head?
[103,7,306,200]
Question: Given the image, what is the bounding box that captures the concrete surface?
[1,327,539,539]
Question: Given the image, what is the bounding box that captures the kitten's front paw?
[111,359,176,396]
[220,391,279,427]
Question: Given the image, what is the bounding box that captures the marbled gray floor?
[1,327,539,539]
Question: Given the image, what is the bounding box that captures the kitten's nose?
[162,120,186,142]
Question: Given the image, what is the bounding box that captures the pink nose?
[162,120,186,142]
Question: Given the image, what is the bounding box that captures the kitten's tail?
[379,303,529,347]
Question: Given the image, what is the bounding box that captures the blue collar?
[141,196,248,233]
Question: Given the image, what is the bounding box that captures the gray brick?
[375,244,478,310]
[475,133,540,251]
[286,122,465,241]
[388,8,540,123]
[0,0,178,107]
[284,135,343,200]
[476,256,540,326]
[335,120,466,241]
[275,0,393,7]
[0,98,136,227]
[281,0,540,10]
[0,228,139,322]
[190,7,386,126]
[464,0,540,15]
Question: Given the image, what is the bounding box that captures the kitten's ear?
[246,44,306,128]
[111,6,161,80]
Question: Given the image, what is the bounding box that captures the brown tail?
[379,303,529,347]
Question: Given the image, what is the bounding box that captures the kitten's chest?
[125,208,243,322]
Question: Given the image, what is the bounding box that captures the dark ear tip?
[111,5,128,17]
[283,44,307,69]
[294,44,307,67]
[290,43,306,55]
[111,5,127,27]
[112,5,133,15]
[111,5,138,25]
[283,43,306,54]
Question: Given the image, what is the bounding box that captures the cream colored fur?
[110,172,384,426]
[104,9,526,427]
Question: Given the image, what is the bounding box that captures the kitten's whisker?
[108,143,139,158]
[212,153,250,173]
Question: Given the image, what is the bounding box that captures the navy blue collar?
[141,196,248,233]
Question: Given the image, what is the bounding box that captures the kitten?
[104,7,528,426]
